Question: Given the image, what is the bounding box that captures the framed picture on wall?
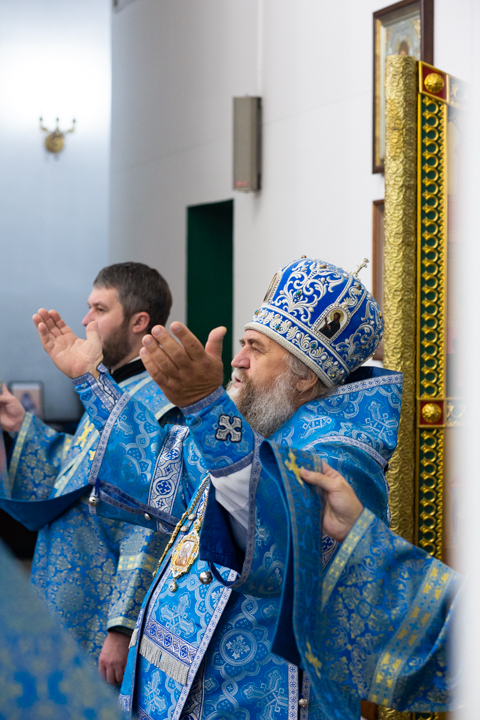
[373,0,434,173]
[372,199,385,360]
[9,382,44,420]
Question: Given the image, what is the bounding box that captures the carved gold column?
[379,55,417,720]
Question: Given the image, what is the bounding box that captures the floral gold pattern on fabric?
[417,87,447,563]
[383,55,417,546]
[307,506,458,716]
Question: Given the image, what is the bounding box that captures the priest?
[0,262,177,685]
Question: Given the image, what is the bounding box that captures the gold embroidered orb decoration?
[424,72,445,94]
[421,403,442,424]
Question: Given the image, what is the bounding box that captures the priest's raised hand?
[33,309,103,379]
[0,384,26,433]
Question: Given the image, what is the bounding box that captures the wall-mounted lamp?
[39,117,76,154]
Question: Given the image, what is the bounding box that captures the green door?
[187,200,233,384]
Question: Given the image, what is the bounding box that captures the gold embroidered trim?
[369,561,454,707]
[322,508,375,610]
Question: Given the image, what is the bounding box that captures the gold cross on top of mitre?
[284,449,304,486]
[351,258,369,278]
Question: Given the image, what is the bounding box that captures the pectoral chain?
[152,475,211,591]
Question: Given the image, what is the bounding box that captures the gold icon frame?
[380,55,466,720]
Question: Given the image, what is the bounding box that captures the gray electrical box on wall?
[233,97,262,192]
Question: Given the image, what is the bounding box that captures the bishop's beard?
[226,369,298,438]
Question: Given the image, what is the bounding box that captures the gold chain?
[152,474,210,577]
[192,486,209,533]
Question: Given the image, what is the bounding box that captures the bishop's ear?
[295,370,317,394]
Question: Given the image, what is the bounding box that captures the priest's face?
[82,286,134,369]
[227,330,298,436]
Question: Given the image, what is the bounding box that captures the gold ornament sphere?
[421,402,442,424]
[424,72,445,94]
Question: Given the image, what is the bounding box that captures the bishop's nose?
[231,348,249,369]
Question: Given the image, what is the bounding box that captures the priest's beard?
[101,318,134,370]
[226,369,298,438]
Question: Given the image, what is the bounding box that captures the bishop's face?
[229,329,290,399]
[226,329,302,437]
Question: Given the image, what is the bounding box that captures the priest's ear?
[131,312,150,335]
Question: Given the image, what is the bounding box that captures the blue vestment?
[71,365,401,719]
[0,429,120,718]
[0,368,175,659]
[0,538,121,720]
[244,441,458,717]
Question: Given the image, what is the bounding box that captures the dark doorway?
[187,200,233,385]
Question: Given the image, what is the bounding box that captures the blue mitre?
[245,257,383,388]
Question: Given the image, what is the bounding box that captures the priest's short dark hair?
[94,262,172,331]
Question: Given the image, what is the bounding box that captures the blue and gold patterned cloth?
[68,362,401,719]
[253,441,459,716]
[0,370,175,659]
[0,538,121,720]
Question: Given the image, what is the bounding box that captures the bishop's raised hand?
[139,322,226,407]
[33,309,103,379]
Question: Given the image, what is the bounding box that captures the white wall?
[0,0,111,420]
[110,0,471,355]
